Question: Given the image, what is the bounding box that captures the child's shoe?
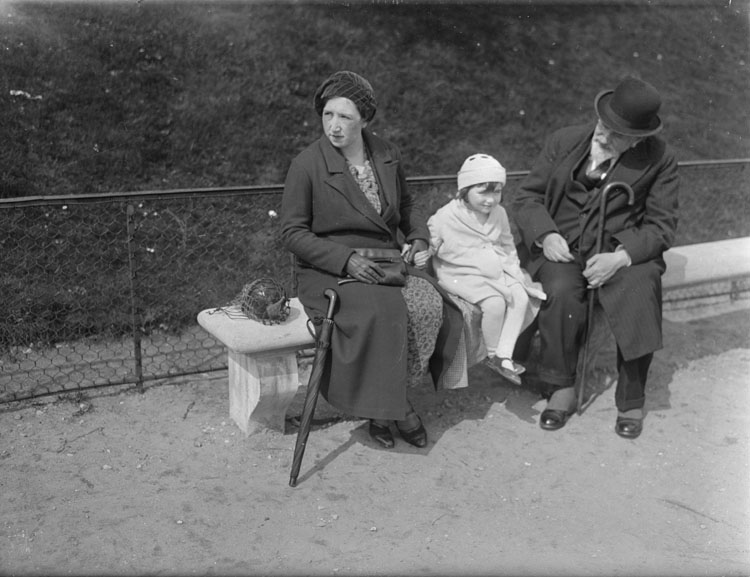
[483,356,525,385]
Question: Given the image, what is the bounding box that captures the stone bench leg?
[227,349,300,435]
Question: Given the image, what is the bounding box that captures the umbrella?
[577,182,635,414]
[289,288,338,487]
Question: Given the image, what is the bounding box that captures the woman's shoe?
[369,420,395,449]
[396,412,428,448]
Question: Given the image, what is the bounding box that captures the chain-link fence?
[1,161,748,404]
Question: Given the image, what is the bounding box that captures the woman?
[280,71,464,449]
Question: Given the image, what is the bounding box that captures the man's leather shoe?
[615,416,643,439]
[369,420,395,448]
[539,409,572,431]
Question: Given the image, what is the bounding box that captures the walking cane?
[289,288,338,487]
[577,182,635,415]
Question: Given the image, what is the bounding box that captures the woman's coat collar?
[317,130,397,234]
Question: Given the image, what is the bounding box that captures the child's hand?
[401,240,428,264]
[413,250,431,269]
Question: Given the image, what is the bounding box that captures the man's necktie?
[586,158,611,181]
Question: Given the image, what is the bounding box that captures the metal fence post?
[126,204,144,393]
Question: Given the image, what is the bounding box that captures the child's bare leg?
[495,283,530,363]
[477,295,506,356]
[479,295,523,385]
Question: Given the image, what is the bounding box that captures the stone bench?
[197,300,314,435]
[662,237,750,290]
[197,237,750,434]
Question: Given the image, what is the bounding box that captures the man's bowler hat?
[595,77,663,137]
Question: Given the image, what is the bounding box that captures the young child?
[414,154,545,385]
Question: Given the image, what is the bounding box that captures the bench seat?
[662,237,750,289]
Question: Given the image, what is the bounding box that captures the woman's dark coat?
[513,123,679,360]
[280,129,463,420]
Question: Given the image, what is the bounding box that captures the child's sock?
[499,358,516,371]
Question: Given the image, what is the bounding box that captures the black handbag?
[339,248,407,286]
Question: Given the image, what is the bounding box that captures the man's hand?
[583,251,630,288]
[542,233,574,263]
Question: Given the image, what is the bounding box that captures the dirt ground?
[1,303,749,577]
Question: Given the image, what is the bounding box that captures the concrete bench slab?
[663,237,750,289]
[197,299,314,435]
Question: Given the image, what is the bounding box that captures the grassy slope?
[0,1,748,346]
[1,1,748,198]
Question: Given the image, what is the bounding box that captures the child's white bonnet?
[457,154,507,190]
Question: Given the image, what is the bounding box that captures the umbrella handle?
[303,289,338,340]
[324,288,338,320]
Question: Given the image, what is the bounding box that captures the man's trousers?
[520,259,654,411]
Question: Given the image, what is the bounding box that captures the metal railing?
[1,159,748,404]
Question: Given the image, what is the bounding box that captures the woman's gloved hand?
[412,250,431,269]
[401,239,428,265]
[345,252,385,284]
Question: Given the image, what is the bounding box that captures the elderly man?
[513,76,679,439]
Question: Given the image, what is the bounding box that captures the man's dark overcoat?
[281,129,462,420]
[514,123,679,360]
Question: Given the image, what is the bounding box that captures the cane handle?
[601,181,635,206]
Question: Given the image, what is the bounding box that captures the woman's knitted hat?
[313,71,377,122]
[457,154,506,191]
